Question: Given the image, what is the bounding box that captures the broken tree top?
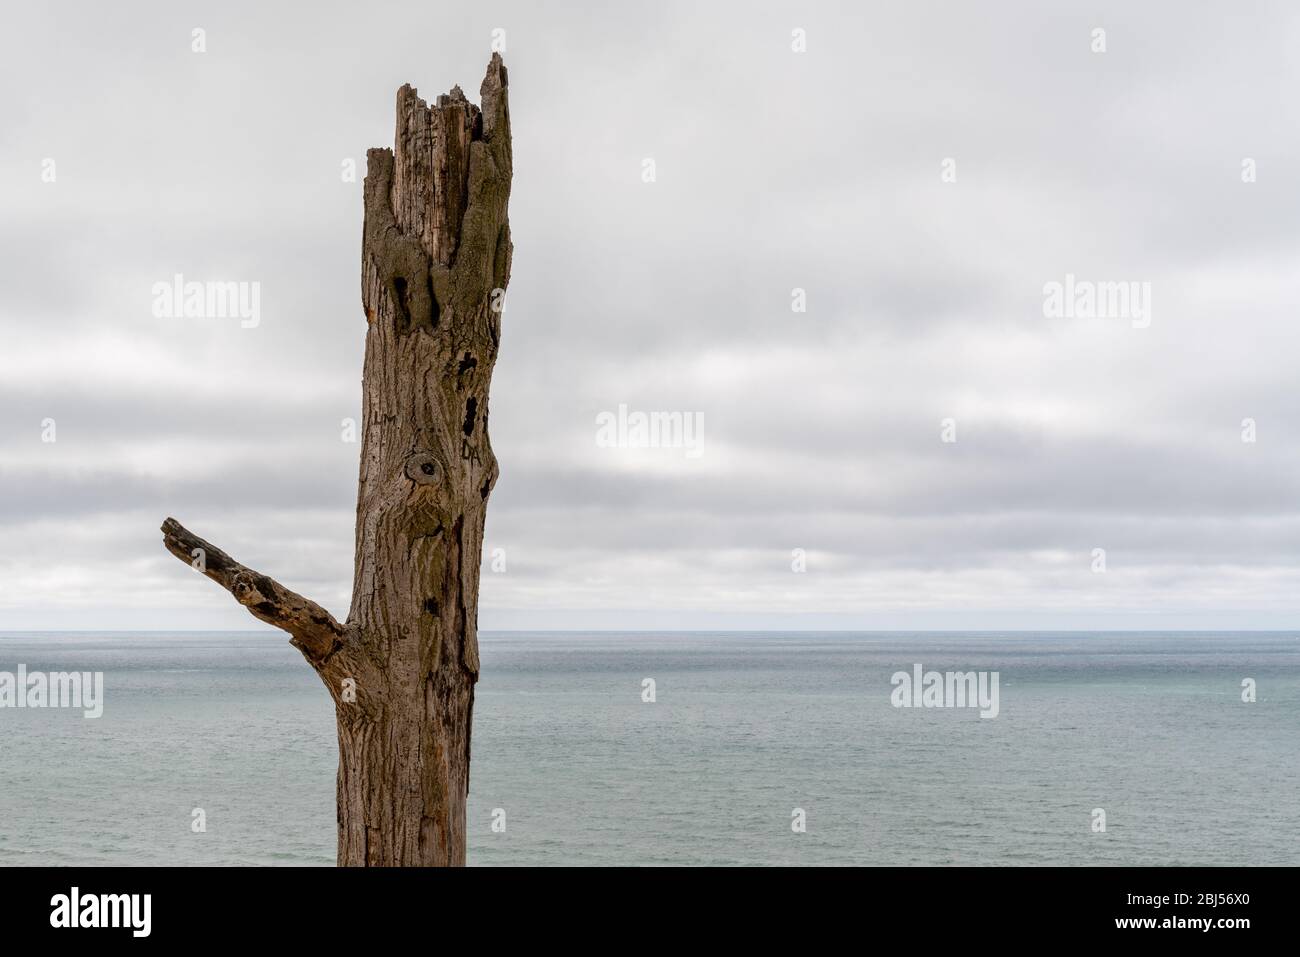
[380,55,511,272]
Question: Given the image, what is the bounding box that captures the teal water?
[0,631,1295,866]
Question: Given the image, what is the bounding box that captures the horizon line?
[1,628,1296,635]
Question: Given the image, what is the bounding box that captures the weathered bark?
[160,54,512,867]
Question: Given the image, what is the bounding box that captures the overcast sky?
[3,1,1299,631]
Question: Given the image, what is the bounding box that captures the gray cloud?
[2,0,1299,629]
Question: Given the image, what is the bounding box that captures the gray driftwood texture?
[161,54,512,866]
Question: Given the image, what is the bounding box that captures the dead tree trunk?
[160,55,512,867]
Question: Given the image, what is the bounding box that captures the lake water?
[0,631,1295,866]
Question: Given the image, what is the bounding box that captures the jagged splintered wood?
[160,54,512,866]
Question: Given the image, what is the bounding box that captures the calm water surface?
[0,631,1295,866]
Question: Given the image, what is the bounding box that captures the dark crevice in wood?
[462,397,477,436]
